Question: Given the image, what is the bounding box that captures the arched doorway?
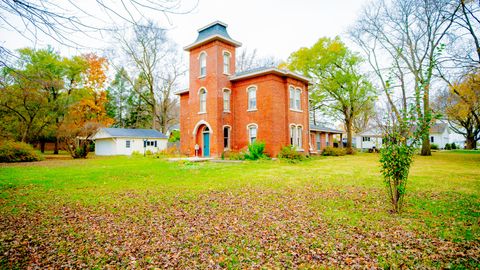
[193,121,212,157]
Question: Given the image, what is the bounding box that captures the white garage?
[93,128,168,156]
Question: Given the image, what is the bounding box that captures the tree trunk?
[151,102,157,130]
[54,138,59,154]
[421,134,431,156]
[345,117,354,154]
[40,141,45,153]
[465,133,476,149]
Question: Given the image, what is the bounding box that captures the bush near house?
[278,146,306,162]
[0,140,43,163]
[445,143,451,150]
[244,141,268,160]
[221,150,246,160]
[322,146,346,156]
[451,143,457,150]
[430,143,439,150]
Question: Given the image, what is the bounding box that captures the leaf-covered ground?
[1,152,479,268]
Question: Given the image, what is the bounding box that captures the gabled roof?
[309,124,344,134]
[184,21,242,51]
[430,123,448,134]
[96,128,167,139]
[230,67,311,84]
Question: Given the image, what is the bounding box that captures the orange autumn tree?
[445,70,480,149]
[58,54,113,158]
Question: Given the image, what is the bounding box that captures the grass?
[0,152,479,268]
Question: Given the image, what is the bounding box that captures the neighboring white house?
[93,128,168,156]
[429,123,450,149]
[355,129,383,150]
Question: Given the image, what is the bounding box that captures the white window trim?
[222,50,231,75]
[223,125,232,150]
[198,87,207,113]
[246,85,257,111]
[199,51,207,78]
[289,123,304,151]
[289,85,303,111]
[246,123,258,144]
[223,88,231,113]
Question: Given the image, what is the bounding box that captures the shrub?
[445,143,451,150]
[168,130,180,142]
[451,143,457,149]
[244,141,268,160]
[322,147,346,156]
[430,143,439,150]
[278,146,305,162]
[0,140,42,163]
[221,150,245,160]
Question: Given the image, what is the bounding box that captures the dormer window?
[199,52,207,77]
[223,51,231,74]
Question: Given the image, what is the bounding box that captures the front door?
[203,132,210,157]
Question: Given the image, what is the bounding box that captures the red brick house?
[177,21,343,157]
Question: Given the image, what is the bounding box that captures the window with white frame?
[362,137,371,142]
[223,126,231,149]
[247,86,257,110]
[326,134,330,146]
[295,88,301,110]
[248,124,257,144]
[199,52,207,77]
[290,125,296,145]
[289,86,302,110]
[199,88,207,113]
[126,140,131,148]
[289,86,295,109]
[223,51,231,74]
[297,126,302,148]
[430,136,434,143]
[223,89,231,112]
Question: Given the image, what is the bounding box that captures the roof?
[430,123,448,134]
[230,67,311,84]
[97,128,168,139]
[309,124,344,134]
[184,21,242,51]
[168,124,180,131]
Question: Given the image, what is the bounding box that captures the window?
[126,140,131,148]
[248,124,257,144]
[199,52,206,77]
[316,133,321,150]
[223,89,231,112]
[199,88,207,113]
[289,86,302,110]
[289,86,295,109]
[144,140,157,147]
[223,51,230,74]
[295,88,301,110]
[290,125,296,145]
[223,126,231,149]
[326,134,330,146]
[430,136,434,143]
[297,126,302,148]
[247,86,257,110]
[362,137,371,142]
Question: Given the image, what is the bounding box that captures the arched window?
[223,126,231,149]
[223,51,231,74]
[289,86,295,109]
[247,124,258,144]
[290,125,296,146]
[223,89,231,112]
[297,126,303,148]
[199,52,207,77]
[295,88,302,110]
[247,86,257,110]
[199,88,207,113]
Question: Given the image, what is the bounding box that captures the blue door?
[203,132,210,157]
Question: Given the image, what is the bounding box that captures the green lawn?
[0,152,479,268]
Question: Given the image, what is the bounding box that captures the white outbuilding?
[93,128,168,156]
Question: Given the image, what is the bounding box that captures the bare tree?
[112,20,185,133]
[236,48,280,72]
[350,0,460,155]
[0,0,197,67]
